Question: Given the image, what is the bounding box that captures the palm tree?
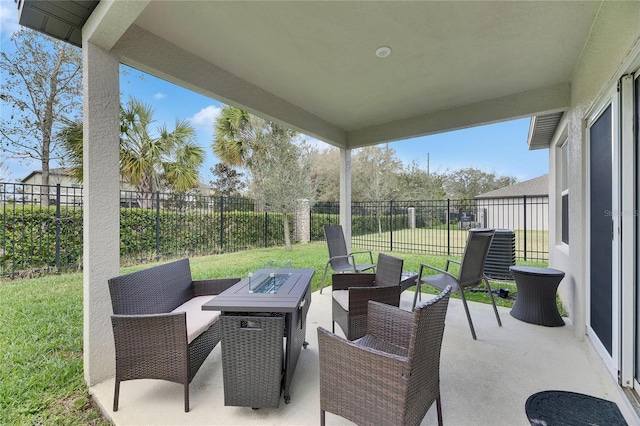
[213,105,268,168]
[212,106,312,250]
[59,96,205,208]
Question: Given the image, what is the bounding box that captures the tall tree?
[213,106,315,250]
[395,160,446,201]
[248,136,316,250]
[308,147,340,202]
[352,145,402,202]
[58,97,205,208]
[0,29,82,204]
[352,145,402,234]
[209,162,245,196]
[443,167,517,199]
[213,106,263,167]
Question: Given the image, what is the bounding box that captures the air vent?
[485,229,516,281]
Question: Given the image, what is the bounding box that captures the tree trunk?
[283,212,291,251]
[136,173,155,209]
[40,44,66,208]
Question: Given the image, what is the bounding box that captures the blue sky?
[1,3,548,183]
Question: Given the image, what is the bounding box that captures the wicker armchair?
[332,252,403,341]
[319,225,375,293]
[108,258,239,412]
[318,285,452,426]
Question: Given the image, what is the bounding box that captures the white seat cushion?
[332,290,349,311]
[171,295,220,344]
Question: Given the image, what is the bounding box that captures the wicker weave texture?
[319,286,451,426]
[220,314,285,408]
[332,253,403,341]
[510,267,565,326]
[108,258,239,412]
[284,285,311,399]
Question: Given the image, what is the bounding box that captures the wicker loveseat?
[108,258,239,412]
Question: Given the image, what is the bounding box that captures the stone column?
[295,199,310,244]
[408,207,416,229]
[82,42,120,385]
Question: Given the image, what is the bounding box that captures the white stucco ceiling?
[85,1,603,149]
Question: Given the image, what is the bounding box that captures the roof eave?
[527,112,565,150]
[16,0,99,48]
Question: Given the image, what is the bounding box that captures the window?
[560,140,569,244]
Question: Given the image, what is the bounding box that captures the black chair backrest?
[374,253,403,287]
[108,258,195,315]
[324,225,349,264]
[458,228,495,286]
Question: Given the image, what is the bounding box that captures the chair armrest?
[317,327,409,410]
[192,278,240,296]
[418,263,457,283]
[332,273,375,291]
[445,259,461,270]
[111,312,189,355]
[348,250,374,264]
[366,301,413,348]
[348,286,400,316]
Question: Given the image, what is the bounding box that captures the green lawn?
[0,242,549,424]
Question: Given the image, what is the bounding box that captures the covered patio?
[90,289,637,425]
[15,1,640,423]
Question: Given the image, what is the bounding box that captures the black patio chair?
[319,225,375,294]
[414,228,502,340]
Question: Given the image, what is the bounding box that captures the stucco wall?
[548,2,640,339]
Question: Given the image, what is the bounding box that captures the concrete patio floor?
[91,288,640,425]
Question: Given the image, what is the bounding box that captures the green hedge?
[1,206,289,276]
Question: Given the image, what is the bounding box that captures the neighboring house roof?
[475,174,548,198]
[21,167,74,183]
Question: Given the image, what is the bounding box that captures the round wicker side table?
[510,266,565,327]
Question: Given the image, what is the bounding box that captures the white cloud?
[153,92,167,100]
[0,2,21,38]
[188,105,221,129]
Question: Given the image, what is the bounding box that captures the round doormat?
[525,390,627,426]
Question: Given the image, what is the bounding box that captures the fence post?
[264,210,268,247]
[523,195,527,261]
[155,191,160,261]
[447,199,451,256]
[55,184,61,271]
[219,196,224,251]
[389,200,394,251]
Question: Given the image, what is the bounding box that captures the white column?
[339,148,352,252]
[82,41,120,385]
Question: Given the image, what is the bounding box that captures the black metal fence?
[0,183,286,278]
[1,181,549,279]
[310,196,549,262]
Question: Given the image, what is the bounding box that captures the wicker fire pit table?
[202,268,313,408]
[509,265,565,327]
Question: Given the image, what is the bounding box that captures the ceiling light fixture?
[375,46,392,58]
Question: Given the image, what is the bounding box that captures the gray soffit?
[527,112,564,150]
[15,0,98,47]
[15,1,609,149]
